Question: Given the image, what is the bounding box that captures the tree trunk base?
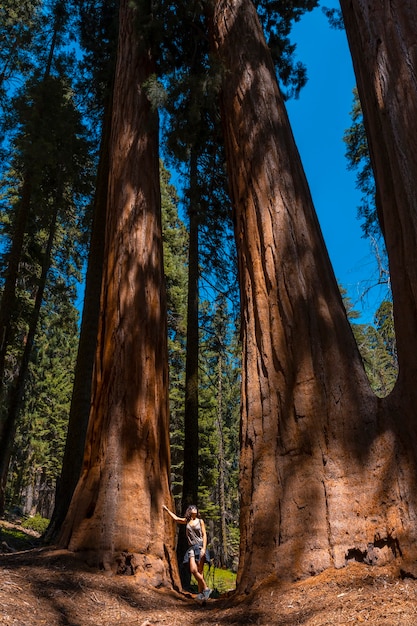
[58,549,178,589]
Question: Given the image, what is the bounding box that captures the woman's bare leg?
[189,556,207,593]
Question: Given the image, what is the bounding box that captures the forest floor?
[1,519,417,625]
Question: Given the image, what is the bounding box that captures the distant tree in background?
[344,88,391,296]
[199,294,240,568]
[341,286,397,397]
[160,165,188,506]
[7,299,79,517]
[0,1,93,514]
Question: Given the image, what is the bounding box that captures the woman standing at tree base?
[163,504,212,599]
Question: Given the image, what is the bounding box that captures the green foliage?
[73,0,118,134]
[161,182,241,559]
[201,564,237,595]
[0,523,39,550]
[21,513,49,534]
[0,0,43,99]
[0,1,94,517]
[143,74,168,110]
[254,0,319,97]
[160,164,189,506]
[6,300,79,516]
[0,71,93,397]
[198,295,241,566]
[322,6,344,30]
[343,90,394,379]
[344,88,380,241]
[341,288,397,397]
[353,300,397,397]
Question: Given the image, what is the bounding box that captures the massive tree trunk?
[209,0,417,592]
[338,1,417,388]
[58,0,180,588]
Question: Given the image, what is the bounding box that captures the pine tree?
[160,165,188,508]
[341,286,397,397]
[7,298,79,517]
[0,1,93,514]
[344,89,391,292]
[199,294,240,568]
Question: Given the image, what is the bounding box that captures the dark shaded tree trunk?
[182,148,200,511]
[0,176,32,401]
[45,93,112,543]
[216,353,228,568]
[177,147,200,590]
[0,199,59,514]
[0,0,62,401]
[57,0,180,588]
[209,0,417,592]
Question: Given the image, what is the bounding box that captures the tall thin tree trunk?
[57,0,180,588]
[182,147,200,510]
[0,1,62,402]
[0,176,32,403]
[0,200,59,514]
[177,147,200,589]
[216,353,228,568]
[45,85,113,543]
[209,0,417,592]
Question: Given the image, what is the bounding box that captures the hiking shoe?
[203,588,212,599]
[196,593,205,600]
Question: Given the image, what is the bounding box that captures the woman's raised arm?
[162,504,187,524]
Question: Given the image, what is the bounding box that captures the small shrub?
[22,514,49,535]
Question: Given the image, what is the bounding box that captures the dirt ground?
[1,522,417,625]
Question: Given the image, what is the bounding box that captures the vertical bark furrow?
[209,0,417,590]
[58,0,179,588]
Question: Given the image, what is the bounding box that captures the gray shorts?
[184,544,204,564]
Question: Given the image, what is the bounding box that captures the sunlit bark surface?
[209,0,417,591]
[58,0,180,588]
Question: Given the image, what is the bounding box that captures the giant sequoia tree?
[208,0,417,592]
[57,0,180,586]
[339,0,417,391]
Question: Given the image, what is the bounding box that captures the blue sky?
[75,4,383,323]
[286,3,380,323]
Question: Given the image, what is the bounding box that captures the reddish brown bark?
[58,0,180,588]
[339,0,417,388]
[209,0,417,592]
